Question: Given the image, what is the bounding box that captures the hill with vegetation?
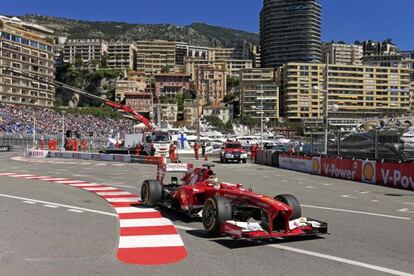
[19,15,259,47]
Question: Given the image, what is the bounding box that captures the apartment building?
[154,73,191,98]
[0,16,55,107]
[208,47,248,62]
[63,39,108,65]
[184,57,216,78]
[107,42,137,70]
[203,104,231,124]
[401,51,414,80]
[240,68,279,120]
[277,63,411,120]
[183,99,198,126]
[124,91,152,114]
[136,40,176,75]
[322,43,363,65]
[260,0,322,68]
[362,40,399,56]
[176,43,208,65]
[194,66,227,106]
[250,45,261,68]
[222,59,253,79]
[160,103,178,124]
[115,71,147,102]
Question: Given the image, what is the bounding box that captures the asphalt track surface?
[0,152,413,276]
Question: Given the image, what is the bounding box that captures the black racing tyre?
[242,159,247,164]
[274,194,301,220]
[202,196,233,234]
[141,180,162,207]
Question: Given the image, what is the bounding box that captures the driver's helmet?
[207,173,218,187]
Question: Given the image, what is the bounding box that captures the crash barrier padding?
[276,153,414,191]
[256,150,266,165]
[24,149,50,158]
[266,150,273,166]
[21,149,166,165]
[0,145,11,152]
[271,151,280,167]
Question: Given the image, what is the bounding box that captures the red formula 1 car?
[140,163,328,239]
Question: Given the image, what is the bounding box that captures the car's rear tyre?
[141,179,162,207]
[203,196,233,235]
[242,159,247,164]
[274,194,301,220]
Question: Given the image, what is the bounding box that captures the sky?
[1,0,413,50]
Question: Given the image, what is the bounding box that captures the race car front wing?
[222,217,328,240]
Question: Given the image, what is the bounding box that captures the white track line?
[266,244,414,276]
[1,192,412,275]
[0,193,116,217]
[302,204,411,220]
[67,209,84,213]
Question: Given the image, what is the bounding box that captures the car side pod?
[222,218,328,240]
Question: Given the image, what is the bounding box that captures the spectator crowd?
[0,104,135,139]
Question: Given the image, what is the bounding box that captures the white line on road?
[43,204,59,208]
[302,204,411,220]
[265,244,414,276]
[397,208,414,214]
[22,201,36,204]
[0,193,117,217]
[2,192,412,275]
[340,194,358,199]
[67,209,84,213]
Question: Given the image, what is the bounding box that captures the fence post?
[374,129,379,160]
[337,129,341,157]
[310,131,314,155]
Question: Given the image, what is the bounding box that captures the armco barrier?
[266,150,273,166]
[271,151,280,167]
[0,145,11,152]
[24,149,50,158]
[277,153,414,191]
[24,149,157,165]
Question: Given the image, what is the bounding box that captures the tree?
[160,65,172,73]
[227,77,239,92]
[74,53,83,68]
[204,116,225,129]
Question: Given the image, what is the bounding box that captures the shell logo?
[312,158,320,174]
[363,162,375,181]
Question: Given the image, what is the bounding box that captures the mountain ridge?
[16,14,260,48]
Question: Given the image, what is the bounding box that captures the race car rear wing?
[161,163,194,173]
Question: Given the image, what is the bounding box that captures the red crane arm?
[104,100,153,131]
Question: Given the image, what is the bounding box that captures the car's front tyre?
[141,179,162,207]
[202,196,233,235]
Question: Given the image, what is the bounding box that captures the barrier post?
[310,131,314,155]
[337,129,341,157]
[374,130,379,160]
